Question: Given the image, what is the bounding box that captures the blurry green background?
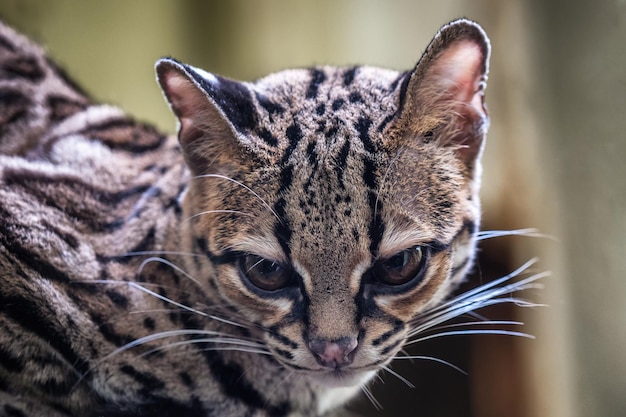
[2,1,625,416]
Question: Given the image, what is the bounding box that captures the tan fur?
[0,19,489,417]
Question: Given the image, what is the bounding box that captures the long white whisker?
[360,384,383,410]
[121,250,203,258]
[476,228,557,241]
[406,329,535,346]
[137,338,271,358]
[83,280,249,329]
[392,355,467,375]
[381,365,415,388]
[194,174,281,222]
[138,256,203,288]
[185,209,253,223]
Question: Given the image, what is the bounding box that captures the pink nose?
[308,336,358,368]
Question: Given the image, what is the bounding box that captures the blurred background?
[1,1,624,416]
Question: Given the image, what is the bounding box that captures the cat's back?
[0,21,188,416]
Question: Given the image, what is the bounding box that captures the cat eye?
[238,255,293,292]
[372,246,427,286]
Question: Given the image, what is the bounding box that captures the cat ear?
[156,58,257,173]
[397,19,490,169]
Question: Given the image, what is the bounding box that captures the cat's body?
[0,19,492,417]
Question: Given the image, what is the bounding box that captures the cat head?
[156,19,489,387]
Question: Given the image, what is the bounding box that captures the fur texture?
[0,19,490,417]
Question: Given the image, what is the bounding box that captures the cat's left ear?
[397,19,490,169]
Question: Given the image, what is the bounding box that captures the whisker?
[82,280,249,329]
[185,209,253,223]
[265,370,295,405]
[392,355,467,375]
[381,365,415,388]
[360,384,383,410]
[137,256,203,288]
[476,228,556,241]
[120,250,203,258]
[406,329,535,346]
[137,338,271,359]
[193,174,281,222]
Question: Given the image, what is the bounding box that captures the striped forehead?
[248,66,405,152]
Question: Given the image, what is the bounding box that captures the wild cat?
[0,18,541,417]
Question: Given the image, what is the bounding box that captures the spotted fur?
[0,19,490,417]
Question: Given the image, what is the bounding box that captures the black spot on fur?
[315,103,326,116]
[143,317,156,330]
[258,128,278,147]
[377,113,395,133]
[349,92,363,103]
[120,364,165,392]
[106,290,129,308]
[343,66,358,86]
[331,98,345,111]
[90,312,134,347]
[355,117,375,153]
[306,69,326,99]
[281,122,302,165]
[255,92,285,115]
[179,371,195,388]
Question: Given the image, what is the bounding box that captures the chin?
[308,368,377,388]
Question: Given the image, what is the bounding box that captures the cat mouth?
[308,367,377,388]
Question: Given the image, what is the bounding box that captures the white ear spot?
[194,67,220,86]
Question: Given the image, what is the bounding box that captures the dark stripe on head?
[354,117,375,153]
[258,128,278,147]
[255,92,285,116]
[334,139,350,189]
[281,122,302,165]
[306,69,326,99]
[343,66,358,86]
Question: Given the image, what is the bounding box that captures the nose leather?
[308,336,358,368]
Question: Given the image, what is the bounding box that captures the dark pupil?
[241,255,289,291]
[376,246,424,286]
[386,252,409,270]
[255,259,281,275]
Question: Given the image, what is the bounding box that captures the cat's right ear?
[156,58,255,174]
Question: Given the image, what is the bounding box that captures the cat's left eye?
[238,255,293,292]
[372,246,427,286]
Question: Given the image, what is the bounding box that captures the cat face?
[157,19,489,387]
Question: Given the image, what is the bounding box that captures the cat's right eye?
[238,255,293,292]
